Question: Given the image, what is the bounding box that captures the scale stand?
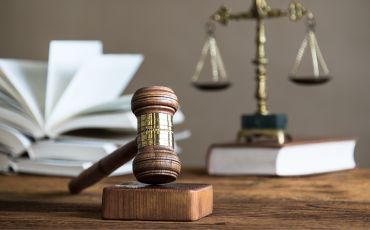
[191,0,331,144]
[237,114,291,144]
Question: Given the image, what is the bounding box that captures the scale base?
[242,114,287,129]
[239,114,290,144]
[237,129,291,144]
[102,182,213,221]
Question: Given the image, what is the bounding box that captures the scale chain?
[215,42,228,81]
[209,37,219,82]
[192,35,229,84]
[192,37,211,82]
[313,34,329,75]
[290,30,329,78]
[309,31,319,78]
[291,33,308,76]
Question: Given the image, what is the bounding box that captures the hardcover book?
[207,137,357,176]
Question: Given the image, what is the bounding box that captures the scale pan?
[192,82,231,90]
[289,76,331,85]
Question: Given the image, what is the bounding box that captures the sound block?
[101,182,213,221]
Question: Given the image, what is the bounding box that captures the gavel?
[69,86,181,194]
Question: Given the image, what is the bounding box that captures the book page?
[45,54,143,133]
[0,90,28,115]
[0,123,32,155]
[0,73,22,102]
[76,94,133,115]
[0,153,11,172]
[11,158,94,177]
[28,140,117,161]
[0,90,39,136]
[0,145,11,154]
[57,129,136,146]
[45,41,102,118]
[48,112,137,138]
[76,94,184,124]
[11,158,132,177]
[0,75,37,121]
[0,107,44,138]
[0,59,47,128]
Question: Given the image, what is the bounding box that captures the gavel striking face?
[131,86,181,184]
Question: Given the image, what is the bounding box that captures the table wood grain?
[1,168,370,229]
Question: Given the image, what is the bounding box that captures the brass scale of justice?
[192,0,331,144]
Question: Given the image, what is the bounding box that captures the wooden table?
[1,168,370,229]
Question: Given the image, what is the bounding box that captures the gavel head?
[131,86,181,184]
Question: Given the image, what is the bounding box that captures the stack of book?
[0,41,187,177]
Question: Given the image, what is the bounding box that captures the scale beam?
[213,1,310,23]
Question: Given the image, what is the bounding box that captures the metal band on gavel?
[131,86,181,184]
[137,113,174,148]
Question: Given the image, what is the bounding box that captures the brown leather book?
[206,136,357,176]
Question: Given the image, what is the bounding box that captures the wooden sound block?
[102,182,213,221]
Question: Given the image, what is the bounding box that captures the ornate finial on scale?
[191,0,331,144]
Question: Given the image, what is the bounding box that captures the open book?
[0,41,144,139]
[0,41,186,176]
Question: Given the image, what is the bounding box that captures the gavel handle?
[68,138,138,194]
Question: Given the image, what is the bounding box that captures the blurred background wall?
[0,0,369,167]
